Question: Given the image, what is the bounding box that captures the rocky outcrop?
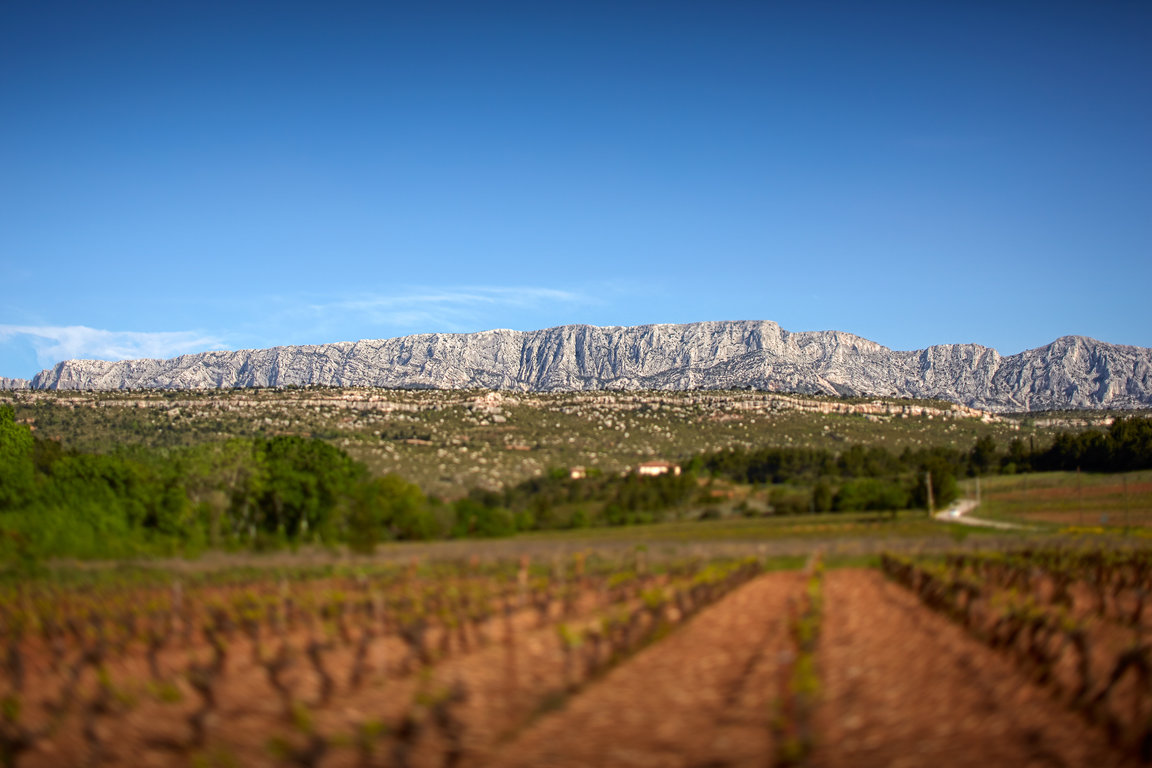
[0,377,29,390]
[23,321,1152,412]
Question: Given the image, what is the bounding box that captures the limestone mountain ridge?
[21,321,1152,412]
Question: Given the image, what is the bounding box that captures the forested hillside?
[4,401,1150,560]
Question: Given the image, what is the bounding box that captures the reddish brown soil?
[13,574,715,768]
[811,570,1138,768]
[488,570,802,768]
[17,591,607,768]
[13,569,1148,768]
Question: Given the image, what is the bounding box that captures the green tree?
[0,406,35,508]
[969,436,998,476]
[452,497,515,538]
[812,477,834,512]
[180,440,266,544]
[833,478,909,512]
[374,474,441,540]
[1109,416,1152,471]
[911,464,957,510]
[252,436,365,541]
[1003,438,1030,474]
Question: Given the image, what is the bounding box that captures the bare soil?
[488,570,802,768]
[811,569,1138,768]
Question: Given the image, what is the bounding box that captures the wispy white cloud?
[0,286,601,371]
[0,325,227,367]
[309,285,594,330]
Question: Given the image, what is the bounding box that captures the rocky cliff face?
[0,377,29,390]
[25,321,1152,412]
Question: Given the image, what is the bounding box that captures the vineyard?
[0,546,1149,767]
[881,547,1152,763]
[975,471,1152,528]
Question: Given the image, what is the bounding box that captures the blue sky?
[2,1,1150,379]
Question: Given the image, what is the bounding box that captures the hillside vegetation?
[2,387,1078,498]
[2,388,1150,560]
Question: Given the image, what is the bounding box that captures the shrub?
[833,478,910,512]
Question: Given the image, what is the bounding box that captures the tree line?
[691,416,1152,514]
[689,442,957,513]
[1002,416,1152,474]
[0,406,518,560]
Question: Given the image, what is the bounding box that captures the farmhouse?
[637,461,680,477]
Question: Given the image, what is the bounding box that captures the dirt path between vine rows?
[811,569,1138,768]
[487,570,803,768]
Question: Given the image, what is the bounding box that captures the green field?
[970,469,1152,529]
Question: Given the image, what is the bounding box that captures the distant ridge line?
[18,321,1152,412]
